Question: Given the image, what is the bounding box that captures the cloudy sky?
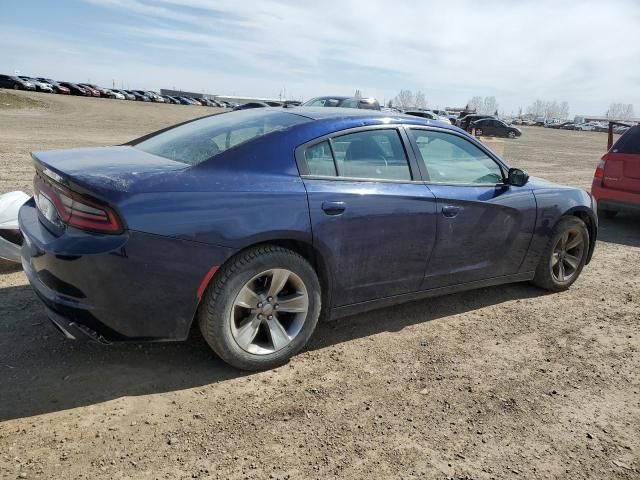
[2,0,639,115]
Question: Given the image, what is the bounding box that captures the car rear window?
[132,109,310,165]
[613,126,640,154]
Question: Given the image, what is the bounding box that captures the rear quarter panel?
[119,129,314,250]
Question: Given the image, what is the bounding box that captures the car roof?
[309,96,349,100]
[276,106,465,133]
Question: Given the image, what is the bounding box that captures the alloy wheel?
[550,227,585,282]
[230,269,309,355]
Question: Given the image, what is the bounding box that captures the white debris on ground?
[0,191,30,262]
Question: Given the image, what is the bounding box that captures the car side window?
[332,130,412,180]
[305,141,337,176]
[303,129,412,181]
[409,129,504,184]
[340,99,358,108]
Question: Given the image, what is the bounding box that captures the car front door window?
[410,130,503,184]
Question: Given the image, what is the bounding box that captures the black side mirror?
[507,167,529,187]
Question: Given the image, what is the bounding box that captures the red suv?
[592,125,640,218]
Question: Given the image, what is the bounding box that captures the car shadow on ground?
[0,281,546,422]
[597,211,640,248]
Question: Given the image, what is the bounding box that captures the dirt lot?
[1,91,639,480]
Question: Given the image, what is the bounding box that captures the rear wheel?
[532,216,589,291]
[198,245,321,370]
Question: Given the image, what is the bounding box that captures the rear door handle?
[321,201,346,215]
[441,205,461,218]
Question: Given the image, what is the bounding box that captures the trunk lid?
[31,146,189,201]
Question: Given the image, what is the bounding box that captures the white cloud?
[2,0,640,114]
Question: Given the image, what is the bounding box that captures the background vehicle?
[575,122,600,131]
[302,96,381,110]
[471,118,522,138]
[457,114,495,131]
[59,82,90,96]
[161,95,179,104]
[233,101,270,110]
[19,77,53,93]
[176,96,196,105]
[0,74,35,90]
[81,83,118,98]
[144,91,165,102]
[79,84,101,97]
[127,90,150,101]
[592,124,640,217]
[36,78,70,94]
[111,89,135,100]
[403,110,439,120]
[19,108,596,371]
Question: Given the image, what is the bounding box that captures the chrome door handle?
[321,201,346,215]
[441,205,461,218]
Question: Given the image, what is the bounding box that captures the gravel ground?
[1,90,639,480]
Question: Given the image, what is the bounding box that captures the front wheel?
[13,83,19,90]
[198,245,321,370]
[475,128,483,136]
[508,130,517,139]
[531,216,589,291]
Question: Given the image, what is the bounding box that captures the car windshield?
[133,109,310,165]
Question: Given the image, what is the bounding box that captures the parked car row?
[0,73,240,108]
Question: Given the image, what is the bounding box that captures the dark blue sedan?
[19,108,597,370]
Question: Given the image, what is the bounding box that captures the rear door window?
[305,141,337,176]
[304,129,412,181]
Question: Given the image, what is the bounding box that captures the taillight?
[594,153,608,180]
[34,172,123,234]
[594,159,605,179]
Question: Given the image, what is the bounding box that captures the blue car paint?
[422,183,537,289]
[19,108,597,342]
[20,198,235,341]
[303,178,438,306]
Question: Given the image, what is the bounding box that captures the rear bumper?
[592,182,640,211]
[19,199,235,342]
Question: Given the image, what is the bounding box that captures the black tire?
[13,83,19,90]
[475,128,483,136]
[198,245,321,371]
[598,207,618,219]
[508,130,516,139]
[531,216,589,292]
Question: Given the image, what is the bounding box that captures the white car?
[575,122,598,131]
[19,76,53,93]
